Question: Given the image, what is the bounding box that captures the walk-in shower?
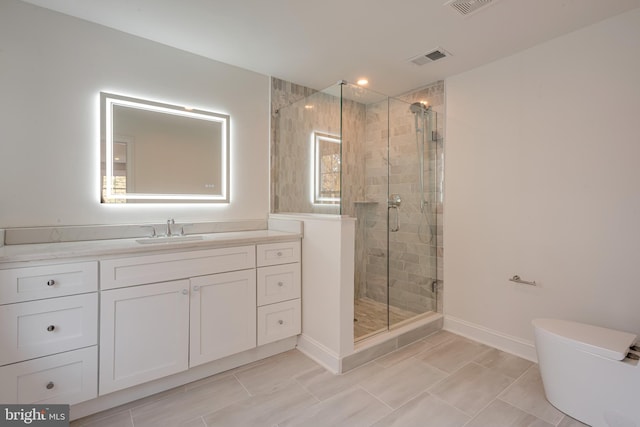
[272,80,444,343]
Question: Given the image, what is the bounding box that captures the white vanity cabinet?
[256,242,301,346]
[98,245,258,395]
[0,261,98,405]
[0,231,302,414]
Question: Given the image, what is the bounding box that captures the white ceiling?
[20,0,640,96]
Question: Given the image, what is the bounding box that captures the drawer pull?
[46,382,55,390]
[47,325,56,332]
[278,320,284,325]
[46,279,56,287]
[277,281,284,287]
[277,252,283,256]
[181,289,189,295]
[193,286,199,292]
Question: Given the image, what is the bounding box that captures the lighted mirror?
[313,132,341,204]
[100,92,229,203]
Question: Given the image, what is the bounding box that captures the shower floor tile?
[354,297,420,340]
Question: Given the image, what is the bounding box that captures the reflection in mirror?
[313,132,341,204]
[100,92,230,203]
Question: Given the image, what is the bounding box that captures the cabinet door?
[190,270,256,367]
[99,280,189,395]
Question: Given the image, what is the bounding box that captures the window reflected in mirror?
[100,92,230,203]
[313,132,341,204]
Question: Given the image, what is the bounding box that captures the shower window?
[313,132,341,204]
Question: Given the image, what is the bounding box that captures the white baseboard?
[296,334,341,374]
[444,315,538,362]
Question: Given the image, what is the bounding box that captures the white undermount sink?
[136,235,204,244]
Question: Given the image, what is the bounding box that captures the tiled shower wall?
[270,77,444,315]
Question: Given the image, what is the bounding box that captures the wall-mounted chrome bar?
[509,275,537,286]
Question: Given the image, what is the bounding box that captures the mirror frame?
[100,92,230,203]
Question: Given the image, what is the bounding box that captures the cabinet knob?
[278,320,284,325]
[46,279,56,287]
[277,281,284,287]
[181,289,188,295]
[193,286,199,292]
[46,382,54,390]
[277,252,283,257]
[47,325,56,332]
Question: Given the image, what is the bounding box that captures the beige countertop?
[0,229,301,265]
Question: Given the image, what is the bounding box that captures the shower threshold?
[343,312,443,372]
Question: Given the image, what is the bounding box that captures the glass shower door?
[386,98,439,330]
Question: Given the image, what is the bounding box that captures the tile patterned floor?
[71,331,588,427]
[353,297,420,340]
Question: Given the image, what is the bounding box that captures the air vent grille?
[444,0,498,17]
[409,48,451,66]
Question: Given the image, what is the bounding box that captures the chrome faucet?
[166,218,175,237]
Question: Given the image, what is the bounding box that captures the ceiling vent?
[444,0,499,17]
[409,48,451,66]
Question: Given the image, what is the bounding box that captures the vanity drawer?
[257,299,301,346]
[257,263,300,306]
[0,293,98,366]
[256,241,300,267]
[100,245,256,290]
[0,346,97,405]
[0,261,98,305]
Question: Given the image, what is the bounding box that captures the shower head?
[410,102,430,114]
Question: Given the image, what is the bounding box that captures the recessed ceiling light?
[357,78,369,86]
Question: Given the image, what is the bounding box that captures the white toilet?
[533,318,639,427]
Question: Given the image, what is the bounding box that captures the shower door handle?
[389,205,400,232]
[388,194,401,232]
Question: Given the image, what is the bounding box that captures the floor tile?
[557,415,590,426]
[71,386,185,425]
[498,365,565,425]
[375,338,440,368]
[416,335,491,373]
[70,410,133,427]
[234,349,319,395]
[202,380,318,427]
[422,330,458,347]
[278,386,391,427]
[179,417,206,427]
[474,348,533,379]
[429,362,514,416]
[70,332,578,427]
[466,399,554,427]
[371,392,470,427]
[294,361,381,401]
[131,375,248,427]
[360,357,448,409]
